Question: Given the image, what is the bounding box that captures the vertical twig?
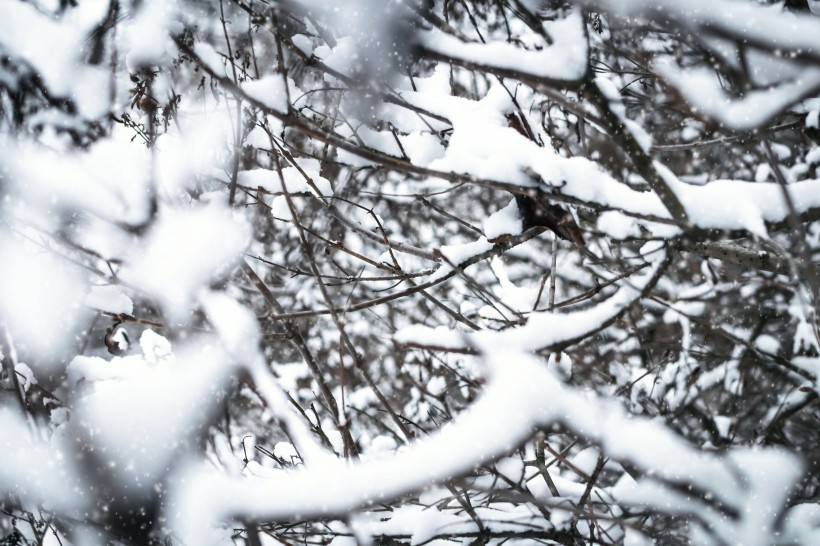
[549,234,558,310]
[534,432,561,497]
[221,0,243,206]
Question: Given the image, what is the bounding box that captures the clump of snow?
[241,75,289,113]
[67,331,174,385]
[156,107,235,197]
[484,198,523,240]
[548,352,573,379]
[570,447,600,477]
[199,291,263,366]
[122,0,179,70]
[85,284,134,315]
[0,408,82,512]
[124,201,250,322]
[655,60,820,131]
[273,442,301,464]
[808,110,820,130]
[291,35,314,56]
[237,159,333,197]
[0,234,86,365]
[596,76,653,152]
[714,416,732,439]
[394,325,465,350]
[193,42,225,75]
[421,10,587,82]
[314,36,359,79]
[597,211,643,239]
[402,80,820,235]
[0,1,109,119]
[140,329,174,365]
[755,334,781,354]
[782,504,820,545]
[496,455,524,483]
[71,340,235,490]
[639,241,666,263]
[431,237,494,281]
[367,435,398,455]
[3,137,153,230]
[14,363,35,393]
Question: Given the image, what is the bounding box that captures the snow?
[2,137,154,228]
[548,351,573,379]
[273,441,301,463]
[596,77,653,152]
[170,350,572,542]
[583,0,820,129]
[394,325,465,351]
[808,110,820,130]
[597,211,643,239]
[356,504,470,546]
[782,504,820,545]
[314,37,360,80]
[656,61,820,131]
[430,237,494,281]
[170,343,801,546]
[569,447,600,477]
[0,234,87,364]
[237,160,333,197]
[123,201,250,322]
[0,1,108,119]
[85,284,134,315]
[199,290,263,366]
[193,42,225,76]
[156,107,235,197]
[584,0,820,54]
[291,34,314,56]
[140,329,174,365]
[14,362,34,392]
[71,339,235,490]
[663,166,820,234]
[398,258,663,353]
[241,75,289,113]
[420,10,588,82]
[403,82,820,232]
[484,198,523,241]
[639,240,666,262]
[0,2,816,544]
[0,408,83,512]
[68,331,173,385]
[121,0,179,71]
[755,334,781,354]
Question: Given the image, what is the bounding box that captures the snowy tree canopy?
[1,1,820,545]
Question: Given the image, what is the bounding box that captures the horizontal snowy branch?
[396,253,666,353]
[168,345,801,546]
[583,0,820,61]
[418,10,588,87]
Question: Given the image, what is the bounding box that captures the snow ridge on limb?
[418,9,589,88]
[582,0,820,130]
[395,252,669,354]
[168,337,801,546]
[183,42,820,237]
